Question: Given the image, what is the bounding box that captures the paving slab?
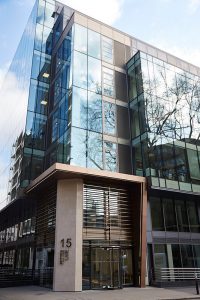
[0,286,200,300]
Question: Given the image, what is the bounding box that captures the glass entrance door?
[91,247,121,289]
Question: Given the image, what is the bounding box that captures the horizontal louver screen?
[83,184,133,241]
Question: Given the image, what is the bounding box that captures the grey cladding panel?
[118,144,131,174]
[114,41,126,68]
[125,45,131,62]
[115,71,128,102]
[117,105,130,140]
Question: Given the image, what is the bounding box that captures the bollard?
[195,272,199,295]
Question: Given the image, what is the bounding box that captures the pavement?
[0,286,200,300]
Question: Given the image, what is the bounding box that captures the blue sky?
[0,0,200,75]
[0,0,200,208]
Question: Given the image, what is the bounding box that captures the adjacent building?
[0,0,199,291]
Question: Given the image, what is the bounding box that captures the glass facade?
[128,51,200,193]
[150,196,200,233]
[127,51,200,283]
[0,0,200,290]
[46,22,130,174]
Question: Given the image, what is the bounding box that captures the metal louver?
[83,184,133,241]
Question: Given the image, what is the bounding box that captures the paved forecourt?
[0,286,200,300]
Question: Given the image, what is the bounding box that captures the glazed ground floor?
[0,164,200,290]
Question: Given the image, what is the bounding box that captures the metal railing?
[154,268,200,282]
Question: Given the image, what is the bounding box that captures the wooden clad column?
[140,181,147,287]
[53,179,83,291]
[132,181,147,287]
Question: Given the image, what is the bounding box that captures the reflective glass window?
[31,155,44,180]
[88,29,101,59]
[73,51,87,89]
[33,113,47,150]
[52,110,59,142]
[150,197,164,231]
[39,53,51,83]
[187,201,200,233]
[162,145,177,180]
[102,67,115,97]
[171,244,182,267]
[31,51,40,79]
[71,127,87,167]
[44,1,55,28]
[72,87,87,129]
[154,244,168,268]
[128,67,137,99]
[28,80,37,112]
[37,0,45,25]
[104,101,116,135]
[162,198,177,231]
[132,143,143,176]
[74,24,87,54]
[181,245,194,268]
[104,141,117,171]
[175,147,189,183]
[88,131,103,170]
[102,36,113,64]
[194,245,200,268]
[35,23,43,51]
[42,26,53,55]
[25,111,34,147]
[130,100,140,138]
[88,57,102,94]
[187,149,200,181]
[88,91,102,133]
[175,199,189,232]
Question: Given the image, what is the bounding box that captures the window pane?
[31,51,40,79]
[104,101,116,135]
[44,1,55,28]
[104,141,117,171]
[175,199,189,232]
[88,57,102,94]
[73,51,87,89]
[87,131,103,170]
[181,245,194,268]
[187,149,200,181]
[35,23,43,51]
[163,198,177,231]
[171,244,182,267]
[102,36,113,64]
[88,29,101,59]
[72,86,87,129]
[154,244,168,269]
[88,91,102,133]
[187,201,200,233]
[150,197,164,231]
[74,24,87,54]
[194,245,200,268]
[102,67,115,97]
[71,127,87,167]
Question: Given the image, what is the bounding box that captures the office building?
[0,0,199,291]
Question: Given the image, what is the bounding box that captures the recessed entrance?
[83,245,133,289]
[91,247,121,289]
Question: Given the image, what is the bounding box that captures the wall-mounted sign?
[60,238,72,264]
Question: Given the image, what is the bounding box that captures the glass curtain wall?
[47,23,120,172]
[153,243,200,270]
[0,1,38,202]
[127,51,200,193]
[150,196,200,233]
[21,0,56,187]
[69,24,118,171]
